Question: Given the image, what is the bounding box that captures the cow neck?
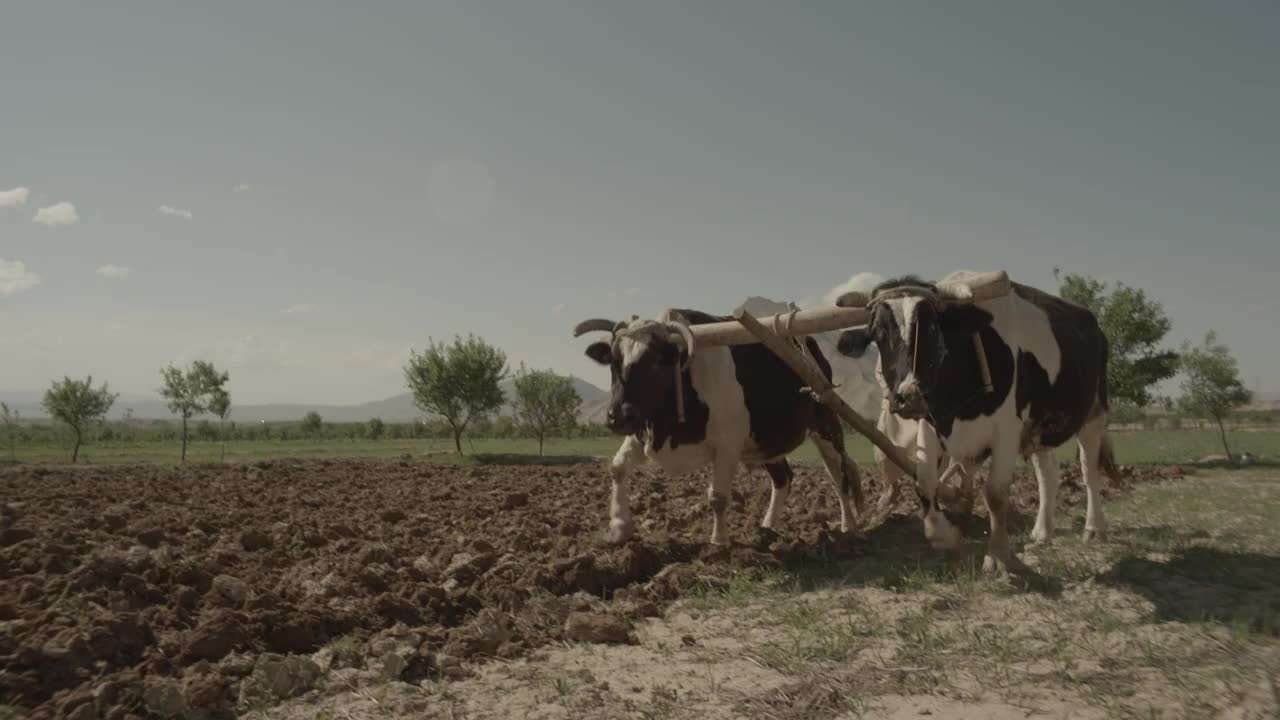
[923,330,996,430]
[644,365,707,450]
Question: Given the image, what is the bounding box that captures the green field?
[4,428,1278,467]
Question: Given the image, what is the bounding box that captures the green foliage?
[42,375,118,462]
[512,365,581,455]
[1179,331,1252,460]
[367,417,385,440]
[1056,271,1180,407]
[404,334,508,454]
[1108,402,1145,426]
[301,411,323,438]
[159,361,230,462]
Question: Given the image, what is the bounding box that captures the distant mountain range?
[0,376,611,424]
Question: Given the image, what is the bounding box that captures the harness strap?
[972,333,993,393]
[674,362,686,423]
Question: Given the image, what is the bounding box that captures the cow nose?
[891,388,927,419]
[607,403,638,426]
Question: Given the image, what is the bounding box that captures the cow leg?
[1029,450,1060,544]
[760,461,793,529]
[809,424,862,533]
[606,436,646,544]
[982,443,1030,574]
[914,422,962,552]
[707,455,736,545]
[954,462,977,515]
[1077,415,1110,542]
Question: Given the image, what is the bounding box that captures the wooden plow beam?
[729,307,918,478]
[690,270,1013,478]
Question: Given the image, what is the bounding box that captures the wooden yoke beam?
[730,308,917,479]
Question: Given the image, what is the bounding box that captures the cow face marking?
[837,280,992,420]
[836,297,939,419]
[585,325,685,435]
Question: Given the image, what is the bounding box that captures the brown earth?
[0,458,1185,719]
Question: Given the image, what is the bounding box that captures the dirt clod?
[564,612,634,644]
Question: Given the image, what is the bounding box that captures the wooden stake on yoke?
[730,308,917,479]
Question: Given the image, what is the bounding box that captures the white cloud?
[551,303,566,316]
[0,259,42,296]
[158,205,193,220]
[0,187,30,208]
[281,303,317,316]
[96,264,131,279]
[821,272,885,307]
[32,201,79,227]
[233,183,251,193]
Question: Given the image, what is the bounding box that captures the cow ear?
[939,305,994,335]
[837,328,874,358]
[585,342,612,365]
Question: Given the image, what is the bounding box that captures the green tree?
[301,411,323,438]
[42,376,118,463]
[1178,331,1252,462]
[1055,271,1180,408]
[512,366,581,456]
[367,417,385,440]
[1,402,19,463]
[159,361,230,462]
[404,335,508,454]
[209,388,232,462]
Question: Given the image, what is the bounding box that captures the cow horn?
[573,319,619,337]
[666,321,695,363]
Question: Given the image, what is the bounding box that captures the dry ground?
[1,459,1275,719]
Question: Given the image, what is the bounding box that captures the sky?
[2,1,1277,405]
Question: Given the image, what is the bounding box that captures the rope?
[674,362,686,423]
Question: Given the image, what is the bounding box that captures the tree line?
[3,336,587,462]
[1,273,1259,464]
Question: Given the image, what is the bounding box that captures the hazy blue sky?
[3,1,1277,404]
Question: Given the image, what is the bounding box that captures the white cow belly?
[647,440,714,476]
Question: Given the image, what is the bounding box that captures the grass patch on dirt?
[667,467,1280,719]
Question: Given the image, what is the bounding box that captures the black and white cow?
[835,272,1119,573]
[575,309,864,545]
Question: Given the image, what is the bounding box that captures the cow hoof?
[1083,528,1107,543]
[924,514,962,553]
[1029,526,1053,545]
[983,554,1032,576]
[606,521,634,545]
[755,526,780,548]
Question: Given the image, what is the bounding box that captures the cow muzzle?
[606,403,643,435]
[890,383,928,420]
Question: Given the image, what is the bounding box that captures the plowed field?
[0,458,1182,719]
